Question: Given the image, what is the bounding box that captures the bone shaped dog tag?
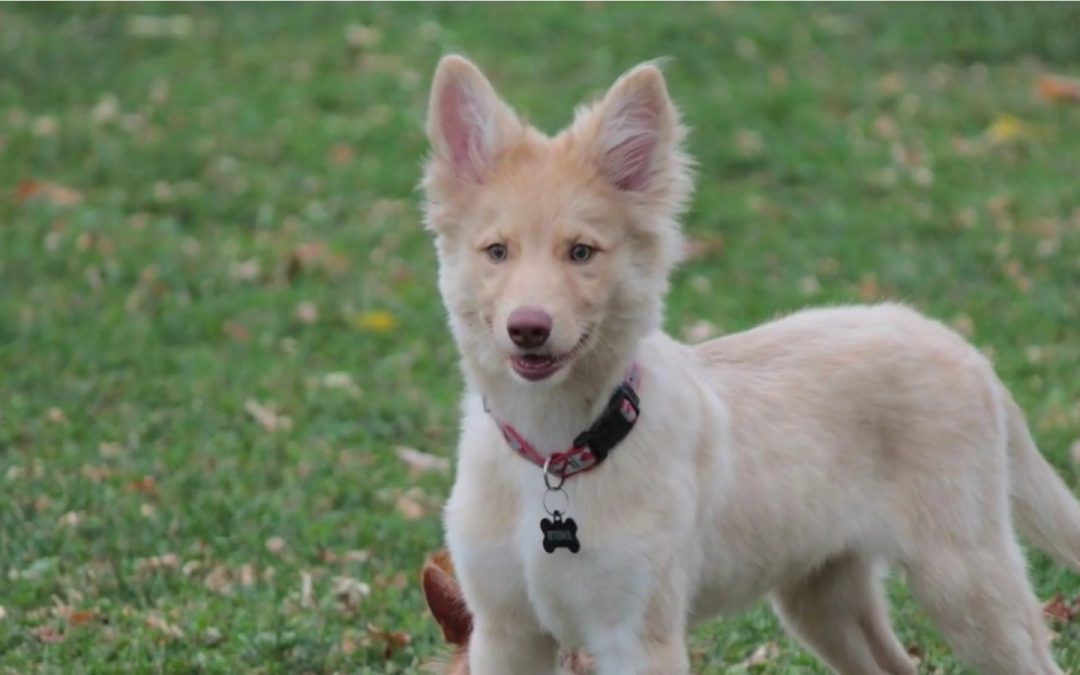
[540,511,580,554]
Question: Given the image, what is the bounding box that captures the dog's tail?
[1007,393,1080,572]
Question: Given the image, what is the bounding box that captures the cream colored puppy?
[421,54,1080,675]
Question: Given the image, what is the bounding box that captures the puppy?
[421,54,1080,674]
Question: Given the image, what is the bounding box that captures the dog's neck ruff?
[487,364,642,479]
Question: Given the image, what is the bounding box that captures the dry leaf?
[331,576,371,612]
[395,446,450,476]
[986,114,1041,144]
[244,399,292,433]
[265,536,286,554]
[367,623,411,660]
[300,571,314,608]
[736,641,781,668]
[14,180,83,207]
[294,301,319,324]
[67,609,99,627]
[145,613,184,639]
[1069,439,1080,467]
[31,624,65,643]
[1043,595,1074,623]
[223,321,251,343]
[0,606,7,621]
[355,310,398,334]
[395,492,426,520]
[684,235,725,261]
[1035,75,1080,104]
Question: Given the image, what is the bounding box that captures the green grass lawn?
[2,3,1079,673]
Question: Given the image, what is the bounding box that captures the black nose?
[507,307,552,349]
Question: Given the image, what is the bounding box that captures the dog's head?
[422,56,693,387]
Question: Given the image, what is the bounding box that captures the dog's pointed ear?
[421,553,473,647]
[427,55,519,185]
[584,62,689,197]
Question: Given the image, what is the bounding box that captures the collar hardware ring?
[542,456,566,490]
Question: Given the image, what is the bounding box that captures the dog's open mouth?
[509,333,590,382]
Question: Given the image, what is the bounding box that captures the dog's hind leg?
[772,553,916,675]
[905,535,1062,675]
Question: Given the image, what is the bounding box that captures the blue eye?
[569,243,594,263]
[486,243,509,262]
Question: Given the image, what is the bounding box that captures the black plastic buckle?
[572,383,640,464]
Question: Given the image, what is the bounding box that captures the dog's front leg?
[469,618,560,675]
[590,629,689,675]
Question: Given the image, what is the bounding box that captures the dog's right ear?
[421,553,474,647]
[426,55,520,186]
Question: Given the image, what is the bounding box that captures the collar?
[487,364,642,479]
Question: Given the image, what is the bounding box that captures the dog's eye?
[568,244,595,264]
[485,243,509,263]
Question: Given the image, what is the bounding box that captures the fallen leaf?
[244,399,292,433]
[985,114,1041,144]
[329,143,354,166]
[145,613,184,639]
[1035,75,1080,104]
[67,609,99,627]
[736,641,780,668]
[127,475,158,495]
[46,407,67,424]
[1070,439,1080,467]
[31,624,65,643]
[223,321,251,343]
[354,310,397,334]
[14,180,83,207]
[684,235,725,261]
[265,537,287,555]
[366,623,411,660]
[395,492,426,520]
[395,446,450,476]
[1043,594,1074,623]
[300,571,314,608]
[294,301,319,324]
[331,576,371,612]
[0,606,6,621]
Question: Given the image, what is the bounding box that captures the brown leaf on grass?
[366,623,411,660]
[684,235,725,261]
[1070,439,1080,467]
[31,624,66,643]
[67,609,100,627]
[736,641,781,668]
[294,301,319,325]
[329,143,354,166]
[395,446,450,477]
[14,180,84,207]
[1035,75,1080,104]
[244,399,292,433]
[1043,594,1074,623]
[223,321,251,343]
[331,576,371,613]
[285,241,349,282]
[145,613,184,639]
[127,475,158,495]
[395,492,426,520]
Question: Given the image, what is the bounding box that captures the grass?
[1,3,1079,673]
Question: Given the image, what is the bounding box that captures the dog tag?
[540,511,580,554]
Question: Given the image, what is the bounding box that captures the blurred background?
[1,3,1078,673]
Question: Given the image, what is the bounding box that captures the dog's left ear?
[582,62,690,200]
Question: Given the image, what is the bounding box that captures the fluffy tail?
[1007,394,1080,572]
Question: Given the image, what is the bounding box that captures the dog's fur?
[421,54,1080,675]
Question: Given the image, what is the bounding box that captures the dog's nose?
[507,307,552,349]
